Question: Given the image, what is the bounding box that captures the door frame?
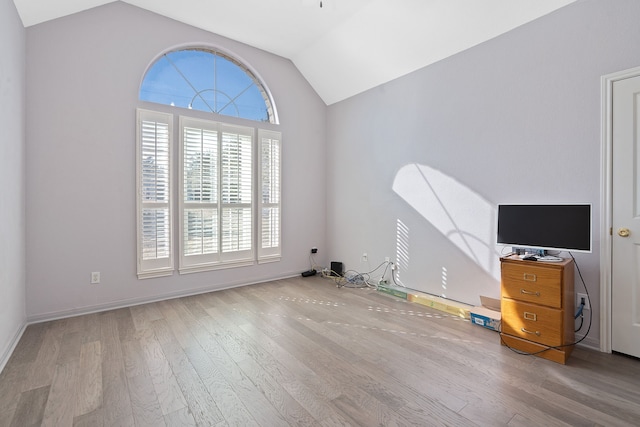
[600,65,640,353]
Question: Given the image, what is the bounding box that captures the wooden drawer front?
[501,263,562,308]
[501,299,562,347]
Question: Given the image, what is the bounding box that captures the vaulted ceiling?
[13,0,576,105]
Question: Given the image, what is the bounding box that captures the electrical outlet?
[385,256,390,262]
[311,247,318,254]
[576,293,590,310]
[362,252,368,261]
[91,272,100,284]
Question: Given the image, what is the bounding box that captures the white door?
[611,75,640,359]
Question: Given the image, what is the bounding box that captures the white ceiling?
[13,0,576,105]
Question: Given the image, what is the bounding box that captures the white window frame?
[258,129,282,263]
[136,110,281,278]
[179,117,220,272]
[136,109,174,279]
[179,117,255,273]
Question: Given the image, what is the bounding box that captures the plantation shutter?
[179,118,254,272]
[137,109,174,278]
[179,118,219,272]
[258,130,281,262]
[220,125,253,263]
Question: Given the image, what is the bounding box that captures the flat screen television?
[497,204,592,253]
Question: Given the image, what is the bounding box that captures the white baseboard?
[0,322,27,374]
[575,334,600,352]
[4,273,298,373]
[26,272,301,325]
[8,271,604,373]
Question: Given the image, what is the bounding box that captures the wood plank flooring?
[1,275,640,426]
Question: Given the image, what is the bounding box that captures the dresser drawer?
[501,263,562,308]
[501,299,562,347]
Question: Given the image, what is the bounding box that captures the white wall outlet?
[362,252,368,261]
[91,272,100,284]
[576,293,590,310]
[385,256,390,262]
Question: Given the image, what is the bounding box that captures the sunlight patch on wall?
[392,163,500,280]
[395,219,410,286]
[441,266,448,298]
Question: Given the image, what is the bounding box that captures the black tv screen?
[497,204,592,253]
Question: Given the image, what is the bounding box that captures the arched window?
[140,48,276,123]
[136,48,281,279]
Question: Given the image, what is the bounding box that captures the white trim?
[257,129,282,261]
[137,268,174,280]
[600,65,640,354]
[25,273,302,325]
[179,259,255,275]
[258,256,281,264]
[179,116,220,269]
[136,109,175,278]
[0,322,27,374]
[178,117,256,270]
[139,44,279,125]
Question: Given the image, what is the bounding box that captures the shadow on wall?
[392,163,502,282]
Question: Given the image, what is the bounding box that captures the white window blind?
[182,122,218,263]
[258,130,281,262]
[179,118,254,273]
[137,109,174,278]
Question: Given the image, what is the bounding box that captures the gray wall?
[326,0,640,348]
[19,0,640,351]
[25,2,327,319]
[0,0,26,369]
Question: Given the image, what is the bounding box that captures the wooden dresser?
[500,255,575,364]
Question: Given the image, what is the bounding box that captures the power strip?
[301,269,317,277]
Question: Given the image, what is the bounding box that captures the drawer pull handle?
[521,328,541,336]
[520,289,540,297]
[523,312,537,321]
[523,273,537,282]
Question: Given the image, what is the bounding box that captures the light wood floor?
[1,276,640,426]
